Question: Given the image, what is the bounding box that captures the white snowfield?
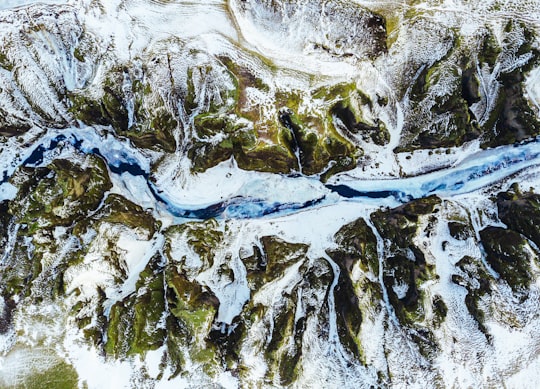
[0,0,69,9]
[0,0,540,388]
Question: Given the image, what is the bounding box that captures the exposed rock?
[453,255,491,336]
[480,226,535,291]
[497,187,540,248]
[371,195,441,250]
[480,23,540,147]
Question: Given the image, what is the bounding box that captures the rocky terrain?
[1,0,540,388]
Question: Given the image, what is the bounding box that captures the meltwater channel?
[11,126,540,219]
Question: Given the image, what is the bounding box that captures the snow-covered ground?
[1,0,540,388]
[0,0,69,10]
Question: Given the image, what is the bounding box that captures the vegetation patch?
[14,358,79,389]
[497,185,540,248]
[105,256,166,358]
[480,226,534,291]
[480,23,540,147]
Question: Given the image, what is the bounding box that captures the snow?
[0,182,17,201]
[395,140,482,177]
[1,0,540,387]
[155,157,329,210]
[506,354,540,389]
[64,224,130,301]
[144,346,165,379]
[0,347,59,387]
[228,0,362,78]
[106,232,162,307]
[526,65,540,112]
[80,0,238,64]
[109,173,158,212]
[329,137,540,201]
[63,329,135,389]
[195,226,251,325]
[0,0,69,10]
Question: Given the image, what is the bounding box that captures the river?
[6,125,540,220]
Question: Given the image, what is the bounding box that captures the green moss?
[333,268,364,360]
[480,68,540,147]
[189,114,257,173]
[194,114,228,138]
[18,359,79,389]
[312,82,357,102]
[105,256,166,358]
[480,226,533,291]
[314,82,387,149]
[242,251,339,384]
[370,197,440,330]
[129,291,166,354]
[165,220,222,268]
[477,30,502,67]
[105,301,127,356]
[131,264,166,354]
[263,302,301,386]
[68,93,110,126]
[383,251,434,326]
[194,56,360,177]
[396,32,497,152]
[163,315,187,379]
[217,55,277,150]
[275,90,303,112]
[3,271,26,297]
[74,288,106,337]
[186,55,361,178]
[183,60,236,116]
[262,236,308,273]
[236,144,297,173]
[330,100,389,146]
[305,257,334,291]
[461,67,481,106]
[69,66,178,152]
[10,156,111,229]
[401,71,480,151]
[165,266,219,370]
[73,46,85,62]
[243,236,309,290]
[88,194,157,236]
[182,67,196,114]
[240,238,324,382]
[2,157,111,299]
[278,109,357,176]
[250,258,329,386]
[187,140,234,173]
[166,266,217,324]
[102,85,129,131]
[330,217,379,274]
[126,107,177,152]
[231,63,266,94]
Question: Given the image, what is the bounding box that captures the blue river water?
[14,127,540,219]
